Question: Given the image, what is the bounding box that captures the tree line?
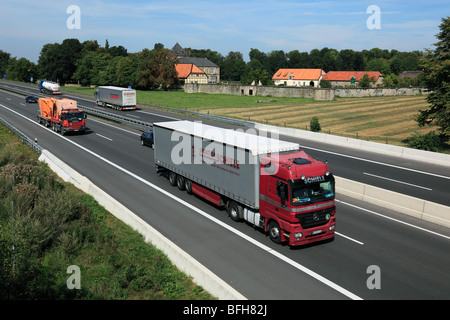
[1,39,425,88]
[0,16,448,146]
[186,46,424,86]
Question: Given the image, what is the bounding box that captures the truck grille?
[296,207,334,229]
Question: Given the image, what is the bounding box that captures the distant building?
[272,69,326,87]
[321,71,383,87]
[170,43,188,58]
[175,64,208,84]
[398,71,423,81]
[171,43,220,84]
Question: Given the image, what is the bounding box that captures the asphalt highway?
[2,80,449,207]
[0,83,449,300]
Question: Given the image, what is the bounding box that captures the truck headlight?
[294,232,303,238]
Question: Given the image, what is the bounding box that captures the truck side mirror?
[276,181,287,207]
[263,161,276,175]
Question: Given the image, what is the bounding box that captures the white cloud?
[0,0,447,62]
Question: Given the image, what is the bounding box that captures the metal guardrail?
[0,83,153,132]
[58,85,256,128]
[0,115,43,154]
[0,80,257,130]
[0,81,255,130]
[77,105,153,131]
[137,102,256,128]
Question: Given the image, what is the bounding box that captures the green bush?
[310,116,321,132]
[404,131,444,152]
[319,80,331,88]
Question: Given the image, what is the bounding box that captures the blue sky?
[1,0,448,63]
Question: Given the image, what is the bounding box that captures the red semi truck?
[37,97,86,134]
[153,121,336,246]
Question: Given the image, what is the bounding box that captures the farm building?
[272,69,326,87]
[171,43,221,84]
[321,71,383,87]
[398,71,424,81]
[175,63,208,84]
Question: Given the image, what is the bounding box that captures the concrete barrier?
[335,176,450,228]
[251,122,450,227]
[39,149,91,193]
[38,149,246,300]
[254,123,450,167]
[38,149,449,302]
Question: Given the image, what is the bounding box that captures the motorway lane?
[288,139,450,206]
[2,81,449,207]
[1,89,449,299]
[0,95,352,299]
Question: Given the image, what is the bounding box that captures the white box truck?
[153,120,336,246]
[95,86,136,110]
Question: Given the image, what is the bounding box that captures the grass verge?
[0,124,214,300]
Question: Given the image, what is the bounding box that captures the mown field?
[63,86,432,146]
[196,95,432,145]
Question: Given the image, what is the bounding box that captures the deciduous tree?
[136,48,178,90]
[417,16,450,142]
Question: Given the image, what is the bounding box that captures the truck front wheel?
[268,221,282,244]
[228,201,243,222]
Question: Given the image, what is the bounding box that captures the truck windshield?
[64,112,84,122]
[291,178,335,205]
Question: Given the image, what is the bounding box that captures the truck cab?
[259,151,336,246]
[55,110,86,134]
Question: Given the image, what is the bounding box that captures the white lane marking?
[298,144,450,181]
[136,109,181,121]
[6,98,11,100]
[363,172,433,191]
[60,94,97,104]
[0,102,363,300]
[60,91,180,122]
[20,103,26,106]
[335,232,364,245]
[16,86,450,181]
[96,133,112,141]
[336,200,450,241]
[127,114,140,118]
[88,117,141,136]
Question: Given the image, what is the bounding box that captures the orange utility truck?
[37,97,86,134]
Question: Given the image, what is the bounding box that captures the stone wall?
[184,83,426,101]
[335,87,426,97]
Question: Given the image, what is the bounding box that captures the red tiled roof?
[272,69,325,80]
[321,71,382,81]
[175,64,205,79]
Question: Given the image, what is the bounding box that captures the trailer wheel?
[177,175,185,191]
[168,172,177,186]
[185,179,193,194]
[228,201,243,222]
[268,221,282,244]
